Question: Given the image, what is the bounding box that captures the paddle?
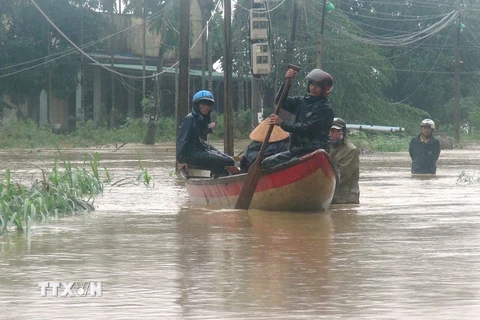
[235,63,300,210]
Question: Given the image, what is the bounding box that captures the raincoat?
[262,94,334,169]
[329,138,360,204]
[176,105,234,175]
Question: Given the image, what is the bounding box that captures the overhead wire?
[346,0,458,10]
[21,0,221,81]
[389,23,455,104]
[29,0,169,79]
[316,5,460,47]
[262,0,277,86]
[8,0,477,99]
[233,0,287,14]
[294,1,473,105]
[0,5,169,73]
[337,0,458,20]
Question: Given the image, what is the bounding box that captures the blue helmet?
[192,90,215,104]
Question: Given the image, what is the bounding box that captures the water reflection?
[246,211,333,307]
[176,208,336,317]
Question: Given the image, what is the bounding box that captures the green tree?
[120,0,220,144]
[339,0,480,131]
[231,0,405,127]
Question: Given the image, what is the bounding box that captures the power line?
[0,6,168,73]
[337,0,458,21]
[14,0,221,81]
[233,0,287,14]
[332,11,458,46]
[389,25,455,104]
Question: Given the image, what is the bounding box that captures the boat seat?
[187,168,211,178]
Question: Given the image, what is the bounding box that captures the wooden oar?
[235,63,300,210]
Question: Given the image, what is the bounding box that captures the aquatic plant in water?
[136,155,153,187]
[0,153,108,235]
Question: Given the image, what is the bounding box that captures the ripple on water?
[1,146,480,319]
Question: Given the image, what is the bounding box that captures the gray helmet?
[332,117,346,130]
[305,69,334,97]
[331,117,346,134]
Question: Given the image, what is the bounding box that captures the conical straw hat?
[249,118,290,143]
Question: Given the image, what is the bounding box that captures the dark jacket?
[408,134,441,174]
[280,94,334,155]
[239,140,288,173]
[176,105,212,163]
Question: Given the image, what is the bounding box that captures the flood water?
[1,143,480,319]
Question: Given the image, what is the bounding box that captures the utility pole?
[250,0,262,128]
[109,7,116,128]
[281,0,297,122]
[47,24,52,126]
[285,0,297,64]
[207,9,213,93]
[250,0,270,128]
[145,4,171,145]
[201,8,207,89]
[142,2,146,99]
[316,0,328,69]
[251,77,263,128]
[79,3,85,125]
[453,17,462,143]
[224,0,234,156]
[176,0,191,168]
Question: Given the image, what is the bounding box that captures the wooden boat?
[180,149,337,212]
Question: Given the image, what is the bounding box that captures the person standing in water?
[328,118,360,204]
[408,119,441,174]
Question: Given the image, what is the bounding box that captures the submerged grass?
[457,171,480,185]
[0,151,113,235]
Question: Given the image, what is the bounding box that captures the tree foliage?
[338,0,480,132]
[0,0,107,103]
[4,0,480,137]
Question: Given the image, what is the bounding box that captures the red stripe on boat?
[186,151,334,199]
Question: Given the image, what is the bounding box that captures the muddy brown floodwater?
[1,143,480,319]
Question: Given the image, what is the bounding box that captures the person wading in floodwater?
[328,118,360,204]
[408,118,441,174]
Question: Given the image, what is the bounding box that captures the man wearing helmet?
[328,118,360,204]
[408,119,441,174]
[176,90,234,176]
[262,68,334,169]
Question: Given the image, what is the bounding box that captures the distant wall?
[1,94,68,128]
[1,95,28,122]
[107,0,203,61]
